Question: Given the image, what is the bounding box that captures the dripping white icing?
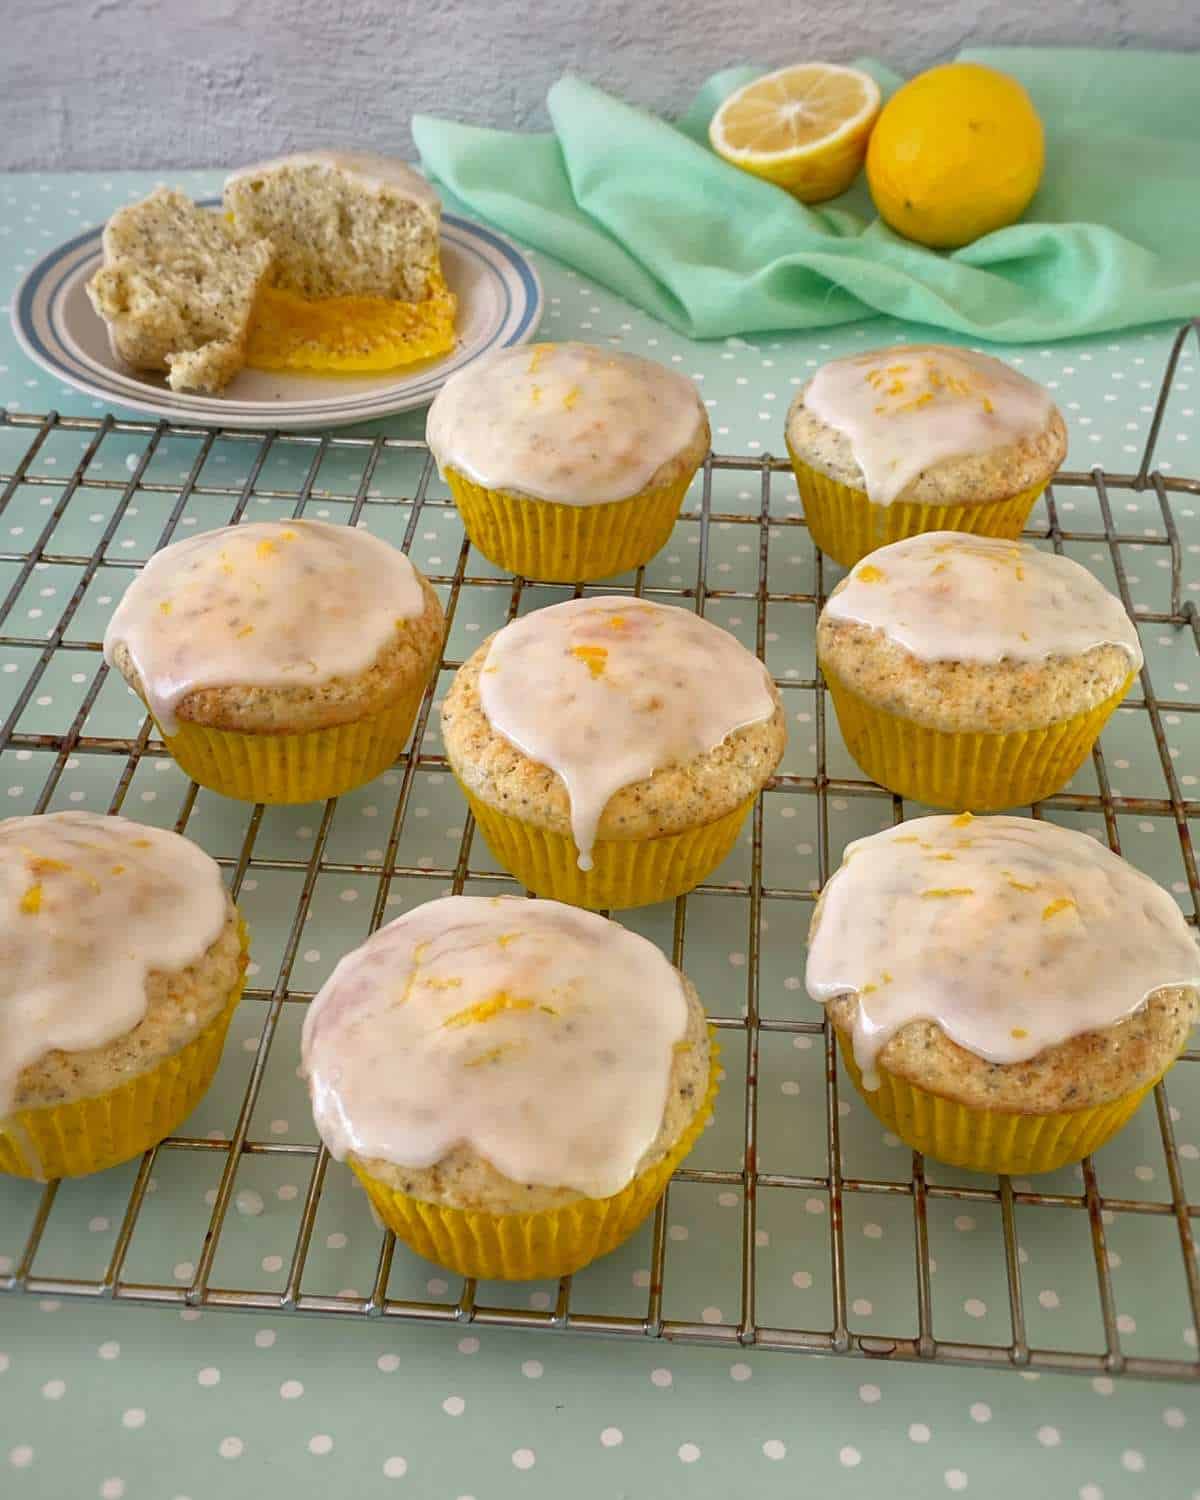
[0,811,230,1115]
[478,597,775,869]
[102,519,427,734]
[426,341,707,505]
[824,532,1143,668]
[301,895,690,1198]
[805,814,1200,1086]
[804,345,1055,506]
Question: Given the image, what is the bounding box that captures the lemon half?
[709,63,882,203]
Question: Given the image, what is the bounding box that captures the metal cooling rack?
[1,322,1197,1383]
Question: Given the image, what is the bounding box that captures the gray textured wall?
[4,0,1198,171]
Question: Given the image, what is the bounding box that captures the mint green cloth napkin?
[413,49,1200,342]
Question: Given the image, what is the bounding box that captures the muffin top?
[822,533,1143,669]
[103,520,429,734]
[302,895,698,1200]
[787,344,1064,506]
[0,811,231,1115]
[473,597,777,867]
[426,342,709,505]
[806,814,1200,1088]
[225,150,441,208]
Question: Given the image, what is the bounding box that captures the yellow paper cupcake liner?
[0,940,248,1181]
[835,1028,1161,1175]
[824,666,1135,811]
[154,678,428,804]
[461,786,753,909]
[444,464,696,582]
[352,1042,720,1280]
[786,443,1047,570]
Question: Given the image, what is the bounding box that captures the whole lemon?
[866,62,1044,249]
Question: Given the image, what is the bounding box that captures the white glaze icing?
[804,345,1055,506]
[806,814,1200,1087]
[103,519,427,735]
[478,597,775,869]
[824,532,1144,669]
[0,811,230,1115]
[301,895,690,1198]
[225,151,440,208]
[425,342,707,505]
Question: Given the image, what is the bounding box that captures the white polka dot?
[717,1190,738,1207]
[308,1435,333,1456]
[678,1443,701,1464]
[270,1119,288,1134]
[377,1354,401,1373]
[100,1480,125,1499]
[1117,1313,1136,1334]
[40,1379,65,1400]
[325,1232,347,1250]
[763,1439,786,1460]
[910,1423,932,1443]
[859,1383,881,1404]
[261,1256,283,1273]
[851,1298,873,1316]
[839,1445,862,1467]
[276,1184,298,1201]
[512,1449,536,1470]
[1079,1485,1103,1500]
[1134,1164,1155,1182]
[122,1408,146,1429]
[458,1337,479,1355]
[521,1360,543,1379]
[730,1362,752,1381]
[791,1270,813,1289]
[1163,1406,1186,1429]
[964,1298,987,1318]
[98,1341,120,1360]
[1038,1290,1060,1309]
[280,1381,303,1400]
[651,1367,672,1387]
[1037,1425,1060,1447]
[442,1396,465,1416]
[805,1198,825,1215]
[863,1222,883,1239]
[631,1269,650,1288]
[383,1457,407,1478]
[196,1367,220,1387]
[600,1427,623,1447]
[1121,1450,1145,1473]
[173,1262,194,1282]
[528,1290,551,1310]
[254,1330,275,1349]
[1091,1376,1114,1395]
[969,1402,990,1423]
[954,1215,976,1232]
[9,1447,33,1469]
[88,1217,110,1233]
[235,1189,264,1217]
[945,1472,969,1493]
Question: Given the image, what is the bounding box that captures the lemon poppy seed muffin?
[302,894,717,1278]
[86,187,275,394]
[817,532,1142,809]
[442,597,786,908]
[104,519,444,804]
[1,812,247,1180]
[807,814,1200,1173]
[426,342,710,580]
[786,344,1067,567]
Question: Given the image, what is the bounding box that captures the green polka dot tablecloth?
[1,172,1198,1500]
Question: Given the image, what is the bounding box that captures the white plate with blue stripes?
[11,206,543,429]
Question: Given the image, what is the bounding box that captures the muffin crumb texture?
[86,186,274,394]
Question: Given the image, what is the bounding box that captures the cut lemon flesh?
[245,271,458,374]
[709,63,881,202]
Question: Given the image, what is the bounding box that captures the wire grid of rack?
[0,321,1197,1384]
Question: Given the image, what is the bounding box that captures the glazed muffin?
[104,519,444,804]
[0,812,247,1180]
[302,894,718,1280]
[785,344,1067,568]
[426,342,710,581]
[807,814,1200,1174]
[442,597,786,908]
[817,532,1142,809]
